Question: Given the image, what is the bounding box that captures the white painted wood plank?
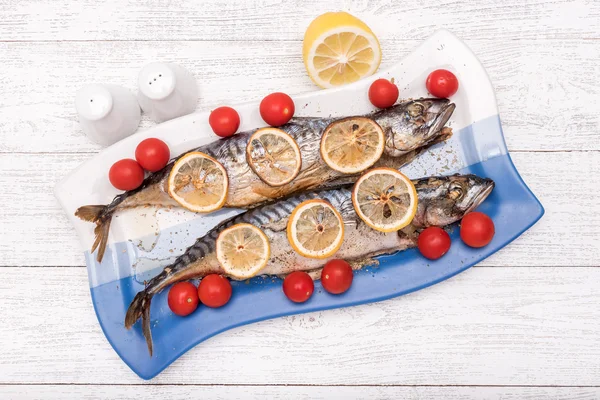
[0,0,597,41]
[0,39,598,153]
[0,385,599,400]
[0,267,599,385]
[1,151,597,267]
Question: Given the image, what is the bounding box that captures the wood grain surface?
[0,0,598,398]
[1,267,599,386]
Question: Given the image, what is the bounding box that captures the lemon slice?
[216,223,271,279]
[303,12,382,88]
[320,117,385,174]
[167,152,228,212]
[246,128,302,186]
[352,167,418,232]
[287,199,344,259]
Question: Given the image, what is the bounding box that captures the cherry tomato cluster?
[109,138,170,191]
[209,92,295,138]
[417,212,495,260]
[168,274,232,317]
[282,259,354,303]
[367,69,459,110]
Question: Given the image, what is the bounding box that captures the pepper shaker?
[137,62,199,123]
[75,84,142,146]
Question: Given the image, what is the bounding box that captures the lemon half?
[303,12,382,88]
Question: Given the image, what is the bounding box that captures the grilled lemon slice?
[167,152,228,212]
[287,199,344,259]
[352,167,417,232]
[246,128,302,187]
[216,223,271,279]
[320,117,385,174]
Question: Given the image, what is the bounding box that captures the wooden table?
[1,1,598,398]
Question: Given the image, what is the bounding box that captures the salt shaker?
[75,84,142,146]
[137,62,199,123]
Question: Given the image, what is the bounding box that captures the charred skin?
[125,173,494,356]
[76,99,455,262]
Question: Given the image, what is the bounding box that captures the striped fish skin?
[125,174,494,355]
[76,98,455,262]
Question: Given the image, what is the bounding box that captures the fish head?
[380,99,455,157]
[411,174,495,227]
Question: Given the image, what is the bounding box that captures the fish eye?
[407,102,425,117]
[448,183,464,200]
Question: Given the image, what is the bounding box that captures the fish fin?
[125,290,154,356]
[303,258,379,281]
[75,205,112,263]
[348,258,379,271]
[142,298,153,357]
[431,126,453,145]
[92,216,112,262]
[306,269,321,280]
[75,205,105,222]
[251,185,287,201]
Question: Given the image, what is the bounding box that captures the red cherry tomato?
[460,212,495,248]
[426,69,459,98]
[259,92,295,127]
[418,227,451,260]
[198,274,232,308]
[368,79,399,109]
[283,271,314,303]
[108,159,144,191]
[321,259,353,295]
[209,106,240,138]
[167,282,199,317]
[135,138,170,172]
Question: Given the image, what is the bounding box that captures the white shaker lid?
[138,62,176,101]
[75,84,114,121]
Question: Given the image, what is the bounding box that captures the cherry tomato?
[135,138,170,172]
[259,92,295,127]
[108,159,144,191]
[460,212,495,248]
[426,69,459,98]
[283,271,314,303]
[198,274,232,308]
[321,259,353,295]
[418,227,451,260]
[209,106,240,138]
[368,79,399,109]
[167,281,199,317]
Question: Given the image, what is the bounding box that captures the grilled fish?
[76,98,455,262]
[125,174,494,355]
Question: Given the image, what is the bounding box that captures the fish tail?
[75,205,112,263]
[125,290,154,356]
[75,205,105,222]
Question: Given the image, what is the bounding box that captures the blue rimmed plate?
[55,30,543,380]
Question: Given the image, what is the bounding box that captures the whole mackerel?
[125,174,494,356]
[76,98,455,262]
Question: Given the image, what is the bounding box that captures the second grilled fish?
[125,173,494,355]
